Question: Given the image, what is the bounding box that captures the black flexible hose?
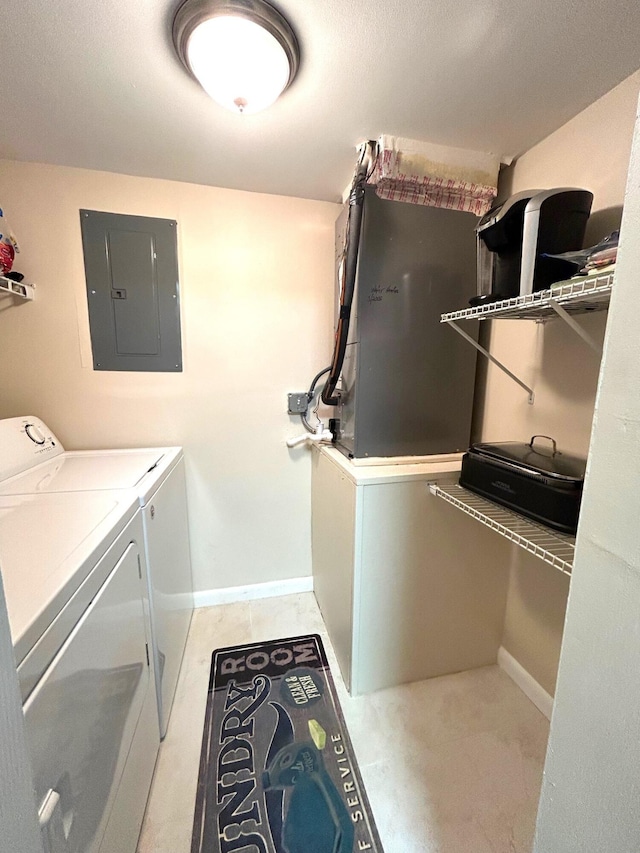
[300,366,331,433]
[308,366,331,399]
[321,142,376,406]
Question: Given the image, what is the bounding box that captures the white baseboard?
[193,576,314,609]
[497,646,554,721]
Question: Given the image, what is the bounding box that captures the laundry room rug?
[191,634,383,853]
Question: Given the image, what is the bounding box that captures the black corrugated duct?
[321,141,377,407]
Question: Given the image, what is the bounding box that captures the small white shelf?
[428,482,575,575]
[441,272,613,323]
[0,274,35,300]
[440,272,614,401]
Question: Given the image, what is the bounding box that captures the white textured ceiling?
[2,0,640,202]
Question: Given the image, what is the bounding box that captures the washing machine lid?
[0,490,138,666]
[0,449,173,495]
[63,447,183,504]
[0,416,183,504]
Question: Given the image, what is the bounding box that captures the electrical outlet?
[288,392,309,414]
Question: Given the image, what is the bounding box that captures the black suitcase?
[459,435,586,534]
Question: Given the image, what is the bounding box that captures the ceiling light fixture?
[173,0,300,115]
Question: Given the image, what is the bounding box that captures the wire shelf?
[441,272,613,323]
[0,275,35,300]
[429,482,575,575]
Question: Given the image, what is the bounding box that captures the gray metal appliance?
[334,187,479,459]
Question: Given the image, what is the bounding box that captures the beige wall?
[534,90,640,853]
[0,161,339,593]
[481,69,640,694]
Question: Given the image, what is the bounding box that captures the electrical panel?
[80,210,182,372]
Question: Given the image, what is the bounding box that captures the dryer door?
[23,542,150,853]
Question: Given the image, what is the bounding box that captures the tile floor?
[137,593,549,853]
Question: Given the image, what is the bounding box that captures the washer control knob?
[25,423,46,445]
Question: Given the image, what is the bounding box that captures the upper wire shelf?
[429,482,575,575]
[441,272,613,323]
[0,275,35,300]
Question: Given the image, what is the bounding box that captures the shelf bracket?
[547,298,602,354]
[445,319,535,404]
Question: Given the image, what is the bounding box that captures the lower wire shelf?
[428,482,575,575]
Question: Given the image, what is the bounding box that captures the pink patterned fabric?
[369,140,498,216]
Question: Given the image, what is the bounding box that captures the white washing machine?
[0,486,159,853]
[0,416,195,739]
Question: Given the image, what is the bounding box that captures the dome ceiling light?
[173,0,300,115]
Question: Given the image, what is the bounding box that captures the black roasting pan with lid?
[459,435,586,534]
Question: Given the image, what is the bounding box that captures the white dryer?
[0,416,195,739]
[0,487,159,853]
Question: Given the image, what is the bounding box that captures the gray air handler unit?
[474,187,593,304]
[330,186,479,459]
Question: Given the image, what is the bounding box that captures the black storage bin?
[459,436,586,534]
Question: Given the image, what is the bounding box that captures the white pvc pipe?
[286,424,333,448]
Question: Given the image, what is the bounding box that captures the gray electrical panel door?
[80,210,182,372]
